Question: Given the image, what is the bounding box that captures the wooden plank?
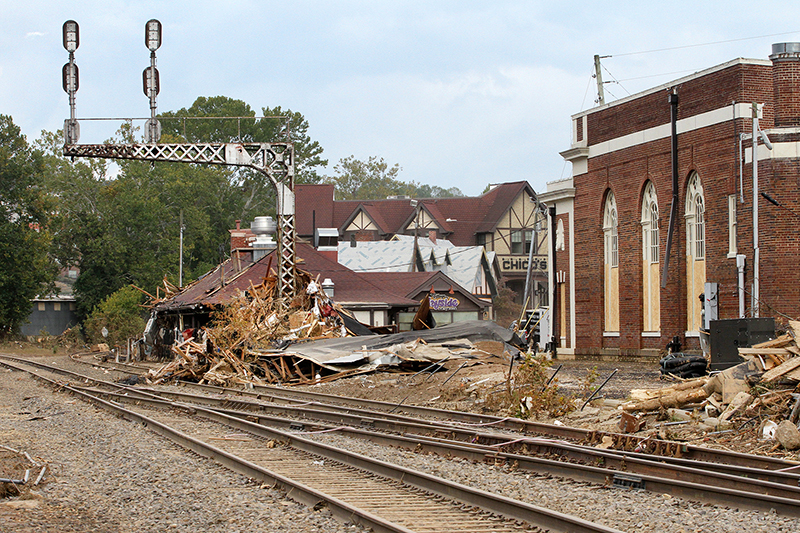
[761,357,800,382]
[293,362,309,382]
[789,321,800,342]
[267,358,286,381]
[751,334,793,349]
[279,356,291,381]
[737,348,791,356]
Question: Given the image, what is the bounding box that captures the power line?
[616,69,702,82]
[601,64,631,97]
[608,30,800,58]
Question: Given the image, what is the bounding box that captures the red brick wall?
[571,60,787,357]
[772,56,800,127]
[229,229,255,251]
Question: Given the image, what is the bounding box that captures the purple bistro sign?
[429,294,459,311]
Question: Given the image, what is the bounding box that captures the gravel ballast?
[0,365,367,533]
[2,354,800,533]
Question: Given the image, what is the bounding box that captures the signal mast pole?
[61,20,297,307]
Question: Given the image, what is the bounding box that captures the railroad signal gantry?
[60,20,297,306]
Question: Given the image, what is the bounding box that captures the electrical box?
[708,318,775,371]
[523,307,550,352]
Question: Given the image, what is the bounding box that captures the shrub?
[482,354,575,419]
[83,286,146,346]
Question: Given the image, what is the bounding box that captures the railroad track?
[70,354,797,470]
[187,380,799,470]
[0,355,622,533]
[3,354,800,518]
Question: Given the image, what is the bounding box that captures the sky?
[3,1,800,197]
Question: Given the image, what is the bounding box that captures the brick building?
[546,43,800,359]
[295,181,549,305]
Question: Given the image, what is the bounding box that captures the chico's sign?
[500,255,548,273]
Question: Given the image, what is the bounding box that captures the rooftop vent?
[251,216,277,261]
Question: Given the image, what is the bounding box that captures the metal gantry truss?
[63,141,296,306]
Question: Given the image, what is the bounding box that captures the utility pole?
[179,209,184,288]
[594,55,605,106]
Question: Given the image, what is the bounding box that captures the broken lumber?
[760,357,800,383]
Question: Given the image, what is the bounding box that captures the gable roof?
[358,270,490,309]
[341,235,498,297]
[295,181,537,245]
[295,184,335,236]
[337,239,417,272]
[155,243,419,313]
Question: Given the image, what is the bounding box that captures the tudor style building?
[295,181,549,305]
[547,43,800,359]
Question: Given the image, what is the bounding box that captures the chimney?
[770,43,800,127]
[315,228,340,263]
[229,220,254,252]
[428,230,437,244]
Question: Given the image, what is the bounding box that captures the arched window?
[650,203,659,263]
[603,192,619,333]
[641,182,660,332]
[685,173,706,333]
[694,195,705,259]
[556,219,565,251]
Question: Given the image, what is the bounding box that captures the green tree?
[160,96,327,189]
[40,124,236,318]
[0,115,57,337]
[324,155,408,200]
[37,97,327,319]
[324,156,464,200]
[83,285,146,346]
[410,184,464,198]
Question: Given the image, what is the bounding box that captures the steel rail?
[83,380,800,489]
[6,355,800,516]
[3,354,797,482]
[56,355,798,470]
[69,383,800,515]
[181,380,800,471]
[0,357,622,533]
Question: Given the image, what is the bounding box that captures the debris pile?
[0,445,48,502]
[146,268,355,386]
[619,321,800,454]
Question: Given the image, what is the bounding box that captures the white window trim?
[603,331,620,337]
[641,331,662,337]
